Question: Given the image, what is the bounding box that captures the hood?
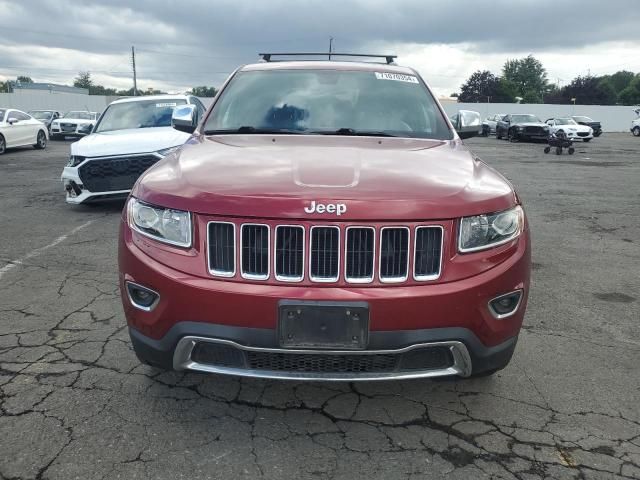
[133,135,517,221]
[71,127,191,158]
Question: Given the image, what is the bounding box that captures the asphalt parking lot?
[1,134,639,480]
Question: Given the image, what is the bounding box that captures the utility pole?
[329,37,333,60]
[131,46,138,96]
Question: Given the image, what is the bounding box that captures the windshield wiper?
[310,128,398,137]
[203,126,303,135]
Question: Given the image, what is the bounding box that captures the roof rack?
[259,53,397,64]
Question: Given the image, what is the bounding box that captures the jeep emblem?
[304,201,347,216]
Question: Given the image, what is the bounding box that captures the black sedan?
[496,114,549,142]
[572,116,602,137]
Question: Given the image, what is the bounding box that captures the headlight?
[516,126,524,131]
[67,155,85,167]
[458,206,524,253]
[157,145,182,157]
[128,198,192,248]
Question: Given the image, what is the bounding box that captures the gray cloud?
[1,0,639,92]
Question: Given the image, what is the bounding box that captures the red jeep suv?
[119,54,531,381]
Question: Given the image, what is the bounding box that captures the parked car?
[61,95,205,204]
[631,108,640,137]
[0,108,48,155]
[571,116,602,137]
[119,54,531,381]
[545,117,593,142]
[496,114,549,142]
[50,111,99,139]
[28,110,60,135]
[449,110,482,138]
[482,114,505,136]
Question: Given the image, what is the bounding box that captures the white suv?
[61,95,206,204]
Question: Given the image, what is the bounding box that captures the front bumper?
[119,219,530,380]
[51,125,91,137]
[130,322,518,381]
[563,131,593,141]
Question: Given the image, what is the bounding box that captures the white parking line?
[0,220,95,281]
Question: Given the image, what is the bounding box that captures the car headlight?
[67,155,86,167]
[458,206,524,253]
[157,145,182,157]
[128,198,192,248]
[516,126,524,131]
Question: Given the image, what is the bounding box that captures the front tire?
[544,146,551,154]
[34,130,47,150]
[633,126,640,137]
[508,129,518,142]
[0,134,5,155]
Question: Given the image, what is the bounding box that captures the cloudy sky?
[1,0,639,96]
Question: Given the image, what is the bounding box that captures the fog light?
[488,290,522,319]
[126,282,160,312]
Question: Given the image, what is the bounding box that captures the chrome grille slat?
[275,226,304,281]
[379,227,409,282]
[414,226,443,280]
[241,224,269,280]
[310,226,340,282]
[208,222,235,276]
[345,227,375,283]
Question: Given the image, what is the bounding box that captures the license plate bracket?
[278,300,369,350]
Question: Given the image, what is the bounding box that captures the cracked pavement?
[1,135,639,479]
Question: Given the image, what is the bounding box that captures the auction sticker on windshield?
[156,103,177,107]
[374,72,419,83]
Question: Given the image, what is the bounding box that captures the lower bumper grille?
[177,337,466,380]
[78,154,161,192]
[577,132,589,137]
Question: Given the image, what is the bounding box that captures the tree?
[74,71,94,90]
[458,70,497,103]
[561,75,617,105]
[0,81,10,92]
[16,76,33,84]
[191,86,218,97]
[618,75,640,105]
[608,70,635,94]
[502,55,548,101]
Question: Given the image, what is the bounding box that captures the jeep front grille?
[241,224,269,280]
[414,226,443,280]
[208,222,235,276]
[310,226,340,281]
[345,227,375,282]
[206,222,443,284]
[275,226,304,281]
[379,227,409,282]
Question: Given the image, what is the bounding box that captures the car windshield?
[29,111,53,119]
[573,116,592,122]
[64,111,94,119]
[511,114,541,123]
[204,69,453,139]
[95,99,186,133]
[555,118,577,125]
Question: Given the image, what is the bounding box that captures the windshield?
[572,116,592,123]
[64,111,94,120]
[204,69,452,139]
[555,118,577,125]
[95,100,186,133]
[511,114,541,123]
[30,111,53,119]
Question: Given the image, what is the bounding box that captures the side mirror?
[172,105,197,134]
[454,110,482,139]
[7,117,18,125]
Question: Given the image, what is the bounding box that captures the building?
[13,82,89,95]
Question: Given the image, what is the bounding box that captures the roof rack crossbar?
[259,53,397,64]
